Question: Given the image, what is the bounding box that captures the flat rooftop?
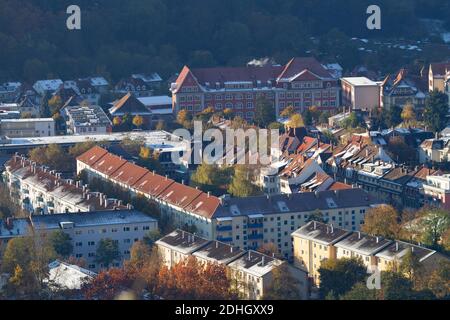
[341,77,379,86]
[0,130,189,153]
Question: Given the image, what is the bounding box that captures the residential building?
[77,146,380,259]
[62,104,112,135]
[0,82,22,103]
[0,110,20,120]
[381,69,426,110]
[429,62,450,92]
[171,57,340,120]
[423,174,450,210]
[0,118,55,138]
[292,221,351,286]
[419,137,450,163]
[109,93,153,127]
[30,210,157,271]
[156,229,308,300]
[279,158,327,194]
[46,260,97,290]
[114,73,162,97]
[334,231,392,269]
[341,77,381,111]
[33,79,64,96]
[137,96,174,124]
[3,154,129,215]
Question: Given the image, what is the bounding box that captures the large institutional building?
[170,57,341,120]
[77,146,380,259]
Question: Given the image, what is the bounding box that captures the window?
[75,242,82,247]
[123,227,130,232]
[88,241,95,246]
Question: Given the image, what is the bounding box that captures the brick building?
[170,57,340,121]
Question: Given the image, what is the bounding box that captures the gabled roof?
[277,57,333,81]
[430,62,450,76]
[183,192,221,219]
[91,152,127,176]
[292,221,351,246]
[110,162,149,186]
[76,146,109,166]
[158,182,203,209]
[133,171,174,197]
[109,93,151,115]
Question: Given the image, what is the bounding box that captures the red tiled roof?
[296,136,317,153]
[328,182,353,191]
[110,162,149,186]
[92,153,128,176]
[277,57,332,81]
[157,182,203,208]
[133,171,175,197]
[184,192,221,219]
[190,65,282,85]
[76,146,109,166]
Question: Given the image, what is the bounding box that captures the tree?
[427,260,450,299]
[49,230,73,258]
[227,165,259,197]
[386,105,402,128]
[176,110,192,129]
[223,108,234,120]
[82,267,138,300]
[341,282,378,300]
[263,263,302,300]
[378,271,414,300]
[190,163,230,194]
[387,136,416,164]
[424,90,449,132]
[318,257,367,299]
[306,210,325,223]
[342,112,363,129]
[95,238,121,268]
[254,96,275,127]
[287,114,304,128]
[417,208,450,248]
[361,205,401,239]
[48,95,63,115]
[280,106,295,118]
[128,241,153,270]
[399,249,425,289]
[302,108,313,126]
[257,243,280,258]
[401,103,416,124]
[29,144,71,172]
[113,116,122,126]
[155,256,235,300]
[132,115,144,128]
[68,141,97,159]
[142,229,162,247]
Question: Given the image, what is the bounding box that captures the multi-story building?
[381,69,426,110]
[422,174,450,210]
[0,118,55,138]
[429,62,450,92]
[0,82,22,103]
[114,73,162,98]
[62,104,112,135]
[419,137,450,164]
[334,231,392,269]
[155,229,308,300]
[0,210,157,272]
[341,77,381,111]
[292,221,449,289]
[33,79,64,96]
[292,221,351,286]
[77,146,380,259]
[3,154,129,215]
[108,93,153,127]
[171,57,340,120]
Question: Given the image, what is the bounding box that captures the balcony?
[248,233,263,240]
[247,223,263,229]
[217,237,233,242]
[216,225,232,232]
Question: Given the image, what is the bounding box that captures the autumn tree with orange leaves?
[155,256,237,300]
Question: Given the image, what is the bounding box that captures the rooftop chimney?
[230,246,233,253]
[248,251,251,261]
[313,221,317,230]
[330,224,334,234]
[358,231,361,239]
[261,256,265,267]
[395,242,399,251]
[216,241,219,249]
[376,237,379,243]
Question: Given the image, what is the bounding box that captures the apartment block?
[0,210,157,272]
[3,154,129,215]
[171,57,340,120]
[341,77,381,111]
[155,229,308,300]
[0,118,55,138]
[291,221,351,285]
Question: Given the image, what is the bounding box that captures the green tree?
[378,271,414,300]
[143,229,162,247]
[417,208,450,249]
[49,230,73,258]
[361,205,401,239]
[318,257,367,299]
[287,113,304,128]
[386,105,402,128]
[341,282,378,300]
[263,263,302,300]
[254,96,275,127]
[96,238,121,268]
[227,165,259,197]
[424,90,449,132]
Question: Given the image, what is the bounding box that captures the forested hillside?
[0,0,449,82]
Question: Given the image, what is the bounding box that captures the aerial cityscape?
[0,0,449,306]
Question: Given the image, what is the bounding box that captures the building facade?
[341,77,381,111]
[0,118,55,138]
[171,57,340,120]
